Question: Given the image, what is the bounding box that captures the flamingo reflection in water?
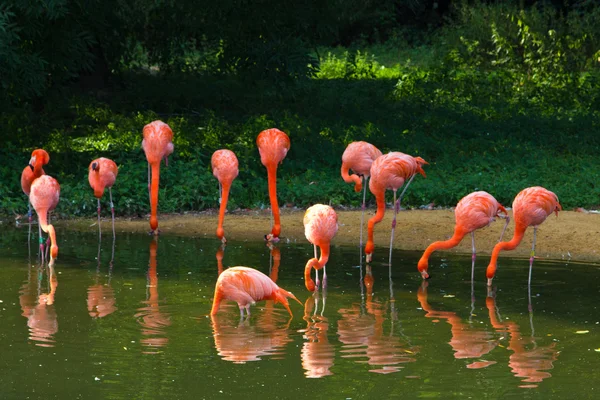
[417,281,498,369]
[87,234,117,318]
[19,264,58,347]
[300,291,335,378]
[486,291,559,388]
[135,237,171,353]
[337,265,418,374]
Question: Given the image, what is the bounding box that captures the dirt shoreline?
[55,208,600,263]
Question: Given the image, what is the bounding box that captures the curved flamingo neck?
[150,162,160,231]
[90,170,104,198]
[486,225,526,279]
[418,227,468,274]
[216,181,231,240]
[38,208,58,260]
[340,162,362,192]
[304,243,330,291]
[266,163,281,237]
[365,190,386,256]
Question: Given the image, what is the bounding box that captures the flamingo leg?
[97,198,102,240]
[314,244,320,290]
[38,222,44,263]
[360,176,367,247]
[45,213,50,261]
[499,215,510,242]
[388,190,398,263]
[109,187,115,239]
[528,227,538,286]
[27,201,32,249]
[471,231,476,281]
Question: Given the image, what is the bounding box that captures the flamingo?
[486,186,561,286]
[210,266,301,318]
[256,128,290,242]
[211,149,239,243]
[29,175,60,266]
[21,149,50,251]
[364,152,428,263]
[88,157,118,239]
[340,141,382,247]
[303,204,338,291]
[142,120,174,235]
[418,191,509,280]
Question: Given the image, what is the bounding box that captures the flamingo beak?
[29,164,34,171]
[92,162,98,171]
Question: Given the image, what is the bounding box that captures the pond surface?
[0,225,599,399]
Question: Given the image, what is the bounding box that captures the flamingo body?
[88,158,118,198]
[211,267,300,317]
[142,120,174,233]
[341,141,382,192]
[30,175,60,262]
[418,191,507,278]
[257,128,290,241]
[365,152,428,261]
[303,204,338,291]
[211,149,239,242]
[486,186,561,285]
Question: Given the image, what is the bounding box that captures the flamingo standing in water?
[256,128,290,242]
[30,174,60,266]
[418,191,509,280]
[211,149,239,243]
[142,120,174,235]
[211,266,301,318]
[365,152,428,263]
[88,157,118,238]
[340,141,382,247]
[486,186,561,286]
[21,149,50,249]
[303,204,338,291]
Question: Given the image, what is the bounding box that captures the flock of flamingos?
[21,120,561,319]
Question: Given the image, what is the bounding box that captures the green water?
[0,225,599,399]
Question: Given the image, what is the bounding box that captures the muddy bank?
[55,208,600,263]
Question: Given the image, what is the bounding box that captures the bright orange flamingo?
[21,149,50,251]
[211,266,301,318]
[486,186,561,286]
[211,149,239,243]
[365,152,428,263]
[142,120,174,235]
[418,191,509,280]
[30,174,60,266]
[256,128,290,242]
[341,141,382,247]
[303,204,338,291]
[88,157,118,238]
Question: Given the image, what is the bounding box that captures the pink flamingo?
[486,186,561,286]
[418,191,509,280]
[29,174,60,266]
[303,204,338,291]
[256,128,290,242]
[88,157,118,238]
[340,141,382,246]
[142,120,174,235]
[211,266,301,318]
[21,149,50,252]
[365,152,428,263]
[211,149,239,243]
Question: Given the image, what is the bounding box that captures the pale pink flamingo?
[88,157,118,238]
[30,174,60,266]
[303,204,338,291]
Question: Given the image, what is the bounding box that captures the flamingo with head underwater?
[29,170,60,266]
[486,186,561,287]
[303,204,338,291]
[211,149,239,243]
[142,120,174,235]
[88,157,118,238]
[341,141,382,247]
[256,128,290,242]
[365,152,428,263]
[418,191,509,280]
[211,266,301,318]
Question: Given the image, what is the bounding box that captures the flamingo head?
[216,227,225,241]
[417,259,430,279]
